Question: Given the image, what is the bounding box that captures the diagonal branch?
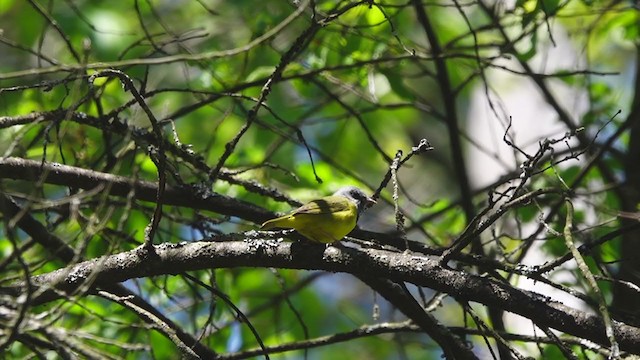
[357,276,477,359]
[0,157,272,223]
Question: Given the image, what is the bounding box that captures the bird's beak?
[366,197,377,207]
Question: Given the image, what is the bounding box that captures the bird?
[260,186,376,243]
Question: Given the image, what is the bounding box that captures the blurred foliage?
[0,0,639,358]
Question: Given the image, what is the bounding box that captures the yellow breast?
[260,196,358,243]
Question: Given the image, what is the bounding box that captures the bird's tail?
[260,216,289,230]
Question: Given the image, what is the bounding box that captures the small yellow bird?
[260,186,376,243]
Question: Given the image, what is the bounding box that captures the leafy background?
[1,0,639,359]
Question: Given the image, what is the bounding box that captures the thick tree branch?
[5,239,640,354]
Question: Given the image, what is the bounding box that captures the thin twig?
[564,200,619,359]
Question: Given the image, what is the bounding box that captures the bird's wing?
[292,196,351,215]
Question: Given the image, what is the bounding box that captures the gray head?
[333,186,376,215]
